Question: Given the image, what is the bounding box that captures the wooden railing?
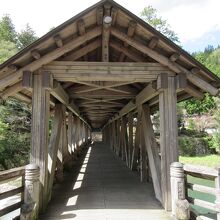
[0,166,25,218]
[170,162,220,220]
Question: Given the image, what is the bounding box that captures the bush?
[179,135,215,156]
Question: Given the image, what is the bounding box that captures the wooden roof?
[0,0,219,129]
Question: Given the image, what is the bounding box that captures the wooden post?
[20,164,40,220]
[68,112,73,154]
[215,166,220,220]
[47,104,64,201]
[30,71,50,212]
[128,113,133,169]
[141,104,162,202]
[131,112,141,170]
[170,162,186,216]
[159,75,178,211]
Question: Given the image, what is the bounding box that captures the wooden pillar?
[216,167,220,220]
[159,75,178,211]
[141,104,162,202]
[68,112,73,154]
[131,112,141,170]
[128,113,133,169]
[47,104,64,201]
[30,71,50,212]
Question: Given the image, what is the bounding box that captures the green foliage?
[0,14,38,170]
[183,93,216,115]
[0,14,17,43]
[140,6,179,44]
[17,24,38,49]
[0,40,18,64]
[212,107,220,152]
[0,98,31,170]
[179,134,215,156]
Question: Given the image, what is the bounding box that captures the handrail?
[170,162,220,220]
[184,164,220,220]
[0,166,25,218]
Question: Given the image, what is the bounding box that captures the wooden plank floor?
[40,143,173,220]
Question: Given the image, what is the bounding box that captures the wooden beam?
[119,20,137,61]
[1,81,22,99]
[185,83,204,100]
[102,16,112,62]
[0,26,102,90]
[47,104,64,202]
[31,49,41,60]
[50,80,90,128]
[45,61,172,82]
[77,19,88,61]
[97,7,104,25]
[22,70,32,89]
[159,76,178,211]
[14,92,31,104]
[62,39,101,61]
[106,82,158,124]
[170,53,180,62]
[176,74,204,99]
[110,27,218,95]
[148,36,159,49]
[31,72,50,212]
[111,7,118,26]
[110,42,145,62]
[54,35,63,48]
[104,2,111,16]
[141,104,162,203]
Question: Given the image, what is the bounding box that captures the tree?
[183,93,216,116]
[140,6,180,44]
[0,14,17,43]
[0,98,31,170]
[17,24,38,49]
[0,40,18,64]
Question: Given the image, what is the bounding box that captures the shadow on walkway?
[39,142,172,220]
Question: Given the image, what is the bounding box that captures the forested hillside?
[0,15,37,170]
[0,10,219,170]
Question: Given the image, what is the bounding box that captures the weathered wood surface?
[39,143,172,220]
[31,72,50,212]
[0,166,25,182]
[184,164,218,179]
[159,76,178,211]
[141,104,162,203]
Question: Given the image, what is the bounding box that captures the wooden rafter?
[0,26,102,90]
[110,27,219,95]
[71,81,133,94]
[62,39,101,61]
[119,20,137,62]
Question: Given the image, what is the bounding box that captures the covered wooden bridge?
[0,0,220,219]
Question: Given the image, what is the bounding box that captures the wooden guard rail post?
[171,163,220,220]
[170,162,190,220]
[20,164,40,220]
[216,166,220,220]
[0,166,25,218]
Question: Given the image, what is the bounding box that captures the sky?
[0,0,220,53]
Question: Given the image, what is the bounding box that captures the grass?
[179,154,220,168]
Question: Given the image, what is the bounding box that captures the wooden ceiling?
[0,0,219,129]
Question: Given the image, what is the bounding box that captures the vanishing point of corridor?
[39,143,172,220]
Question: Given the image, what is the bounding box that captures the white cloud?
[0,0,220,49]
